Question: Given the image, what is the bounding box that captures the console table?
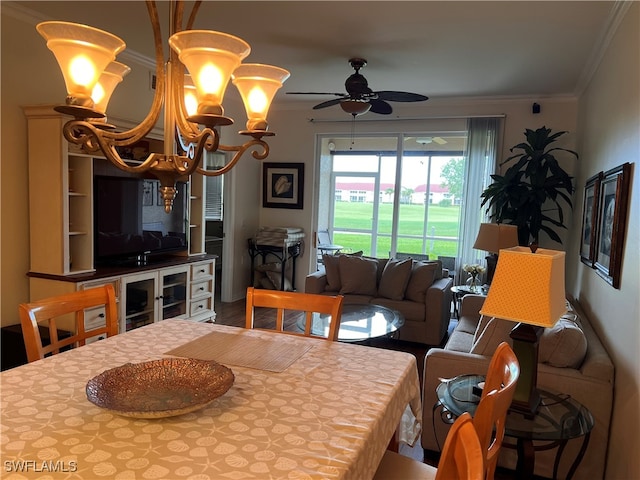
[248,239,302,291]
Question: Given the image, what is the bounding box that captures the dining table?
[0,319,422,479]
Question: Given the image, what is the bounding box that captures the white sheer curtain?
[456,117,500,284]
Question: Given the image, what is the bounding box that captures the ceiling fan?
[287,58,429,116]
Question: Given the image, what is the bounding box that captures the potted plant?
[480,126,578,246]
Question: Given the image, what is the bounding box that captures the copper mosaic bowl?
[86,358,234,418]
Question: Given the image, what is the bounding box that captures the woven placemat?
[165,330,312,373]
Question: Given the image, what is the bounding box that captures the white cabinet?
[188,259,216,322]
[29,256,216,336]
[121,265,190,332]
[24,106,95,275]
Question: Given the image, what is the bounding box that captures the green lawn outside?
[332,201,460,257]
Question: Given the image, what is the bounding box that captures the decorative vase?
[466,273,479,292]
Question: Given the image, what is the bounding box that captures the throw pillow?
[378,258,413,300]
[470,317,517,355]
[539,313,587,368]
[338,255,378,296]
[323,251,363,292]
[405,261,439,303]
[323,254,342,292]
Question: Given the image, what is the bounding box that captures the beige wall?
[263,96,579,292]
[571,3,639,479]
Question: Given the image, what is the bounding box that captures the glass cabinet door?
[122,272,157,332]
[160,266,189,320]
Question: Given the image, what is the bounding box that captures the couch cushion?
[469,317,516,355]
[378,258,413,300]
[323,251,362,292]
[405,261,439,303]
[539,313,587,368]
[373,298,425,323]
[470,312,588,368]
[338,255,378,296]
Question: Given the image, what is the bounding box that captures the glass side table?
[450,285,487,318]
[435,374,594,480]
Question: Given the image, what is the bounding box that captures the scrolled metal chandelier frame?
[37,1,289,212]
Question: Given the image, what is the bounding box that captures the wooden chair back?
[474,342,520,480]
[436,411,485,480]
[373,411,484,480]
[245,287,344,341]
[19,284,119,363]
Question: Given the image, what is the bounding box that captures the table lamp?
[473,223,519,284]
[479,246,566,416]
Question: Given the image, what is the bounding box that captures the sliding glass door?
[319,134,467,260]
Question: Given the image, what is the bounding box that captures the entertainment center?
[24,106,216,335]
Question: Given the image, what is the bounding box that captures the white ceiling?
[8,1,618,112]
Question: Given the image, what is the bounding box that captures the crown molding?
[574,0,633,96]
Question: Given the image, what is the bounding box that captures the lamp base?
[509,323,543,418]
[485,253,498,284]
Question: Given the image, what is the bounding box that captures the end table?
[435,374,594,480]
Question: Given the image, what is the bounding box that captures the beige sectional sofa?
[422,294,614,480]
[305,254,453,345]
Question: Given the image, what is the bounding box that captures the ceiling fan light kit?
[340,99,371,116]
[287,57,428,117]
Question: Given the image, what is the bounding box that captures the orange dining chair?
[245,287,344,341]
[374,411,484,480]
[19,284,119,363]
[474,342,520,480]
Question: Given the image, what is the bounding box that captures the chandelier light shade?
[168,30,250,122]
[232,64,291,132]
[37,21,126,114]
[473,223,520,284]
[36,1,289,212]
[480,246,566,415]
[92,61,131,115]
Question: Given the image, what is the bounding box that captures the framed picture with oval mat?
[262,162,304,209]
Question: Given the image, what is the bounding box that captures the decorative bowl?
[86,357,234,418]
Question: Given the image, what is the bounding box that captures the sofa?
[422,294,614,480]
[305,254,453,345]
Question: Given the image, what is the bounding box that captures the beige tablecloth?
[1,320,421,480]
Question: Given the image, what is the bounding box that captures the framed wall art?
[262,162,304,209]
[580,172,602,266]
[594,162,631,288]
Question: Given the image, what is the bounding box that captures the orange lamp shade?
[480,246,566,328]
[37,21,125,108]
[232,64,290,131]
[168,30,250,117]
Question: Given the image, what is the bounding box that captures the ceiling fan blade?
[313,98,344,110]
[369,99,393,115]
[376,91,429,102]
[433,137,448,145]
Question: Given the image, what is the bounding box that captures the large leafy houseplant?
[480,126,578,245]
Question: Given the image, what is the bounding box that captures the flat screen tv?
[94,175,188,265]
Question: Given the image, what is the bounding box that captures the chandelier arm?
[63,121,160,173]
[196,139,269,176]
[186,1,202,30]
[95,1,166,145]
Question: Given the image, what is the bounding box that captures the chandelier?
[36,1,289,212]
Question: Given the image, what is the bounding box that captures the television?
[94,175,188,266]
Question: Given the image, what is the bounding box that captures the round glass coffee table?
[298,304,404,343]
